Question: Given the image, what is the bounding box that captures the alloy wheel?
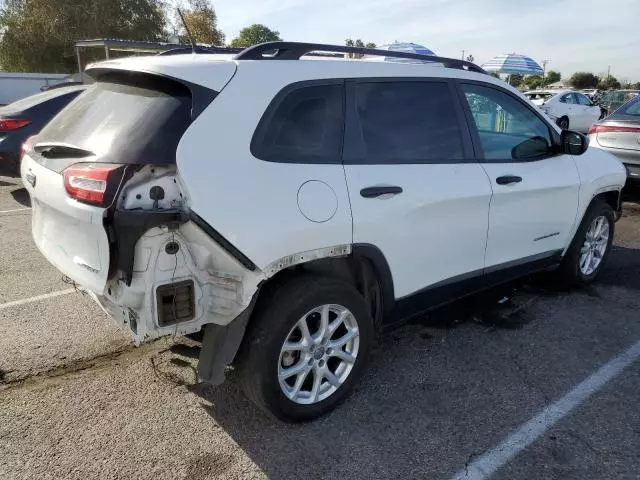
[278,304,360,405]
[579,215,610,276]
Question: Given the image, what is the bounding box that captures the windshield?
[525,92,554,102]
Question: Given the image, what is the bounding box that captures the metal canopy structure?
[72,39,241,72]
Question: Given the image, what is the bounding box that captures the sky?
[214,0,640,81]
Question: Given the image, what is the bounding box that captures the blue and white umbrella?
[363,42,436,63]
[481,53,544,75]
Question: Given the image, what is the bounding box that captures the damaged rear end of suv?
[21,57,266,388]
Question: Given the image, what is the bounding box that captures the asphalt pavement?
[1,173,639,480]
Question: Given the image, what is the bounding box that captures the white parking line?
[450,338,640,480]
[0,207,31,214]
[0,289,76,311]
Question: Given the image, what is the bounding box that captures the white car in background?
[524,90,601,133]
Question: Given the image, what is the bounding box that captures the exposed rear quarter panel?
[175,62,354,270]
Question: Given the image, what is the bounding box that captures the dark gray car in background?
[0,85,86,176]
[589,95,640,180]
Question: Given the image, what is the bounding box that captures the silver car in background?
[589,95,640,180]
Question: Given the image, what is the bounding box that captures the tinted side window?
[462,83,552,161]
[576,94,592,106]
[349,81,464,164]
[251,83,343,164]
[560,93,575,104]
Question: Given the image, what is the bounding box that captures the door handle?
[360,186,403,198]
[496,175,522,185]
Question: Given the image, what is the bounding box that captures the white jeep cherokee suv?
[21,42,626,421]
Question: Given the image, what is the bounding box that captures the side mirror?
[561,130,589,155]
[511,136,551,159]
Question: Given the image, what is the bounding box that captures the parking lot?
[1,172,639,480]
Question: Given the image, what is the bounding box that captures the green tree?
[545,70,561,84]
[568,72,599,89]
[0,0,166,72]
[179,0,224,45]
[344,39,376,58]
[523,75,543,90]
[229,24,281,48]
[508,74,524,87]
[598,75,621,90]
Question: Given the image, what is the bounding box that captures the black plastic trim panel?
[389,249,563,324]
[352,244,395,315]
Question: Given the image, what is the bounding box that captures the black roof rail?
[234,41,486,74]
[157,46,244,56]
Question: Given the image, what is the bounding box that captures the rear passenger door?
[574,92,599,132]
[343,79,493,302]
[558,92,578,127]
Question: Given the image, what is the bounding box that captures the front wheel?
[559,200,615,286]
[238,276,373,422]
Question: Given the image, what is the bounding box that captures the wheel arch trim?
[352,243,396,314]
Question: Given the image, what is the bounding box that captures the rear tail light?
[20,136,36,162]
[588,124,640,135]
[0,118,30,132]
[63,163,126,207]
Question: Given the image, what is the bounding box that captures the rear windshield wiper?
[34,142,95,159]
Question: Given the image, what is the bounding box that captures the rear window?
[35,72,193,171]
[619,97,640,115]
[251,82,344,164]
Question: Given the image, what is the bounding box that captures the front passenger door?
[459,82,580,272]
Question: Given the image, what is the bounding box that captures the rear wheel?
[238,275,373,422]
[557,116,570,130]
[559,200,615,286]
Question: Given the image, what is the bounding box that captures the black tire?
[238,275,374,422]
[559,200,615,286]
[1,153,20,177]
[557,116,570,130]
